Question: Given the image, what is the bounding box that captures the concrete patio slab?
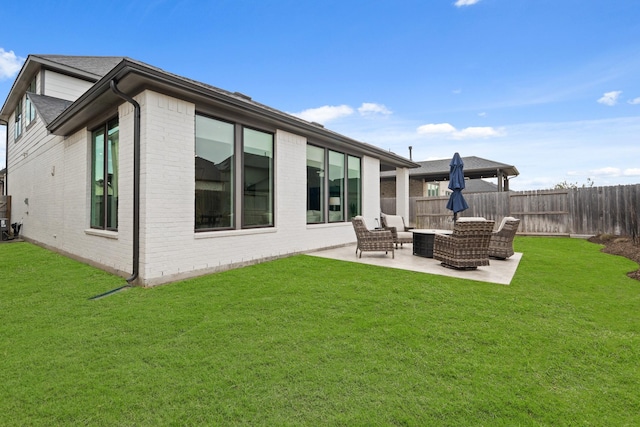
[308,244,522,285]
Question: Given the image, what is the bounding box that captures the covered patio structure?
[381,156,520,197]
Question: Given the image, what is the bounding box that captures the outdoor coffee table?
[412,229,453,258]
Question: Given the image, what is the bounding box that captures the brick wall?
[137,92,357,286]
[381,178,424,197]
[9,87,389,286]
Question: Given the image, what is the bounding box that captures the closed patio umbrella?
[445,152,469,221]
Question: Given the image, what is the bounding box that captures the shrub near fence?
[382,184,640,237]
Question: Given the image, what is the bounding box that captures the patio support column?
[396,167,410,221]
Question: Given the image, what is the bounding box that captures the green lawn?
[1,237,639,426]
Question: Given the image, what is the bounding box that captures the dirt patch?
[588,234,640,281]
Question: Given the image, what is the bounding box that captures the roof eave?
[48,59,419,169]
[0,54,106,122]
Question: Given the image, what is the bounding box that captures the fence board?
[383,184,640,236]
[0,196,11,230]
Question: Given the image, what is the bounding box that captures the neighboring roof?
[2,54,418,171]
[381,156,519,181]
[464,179,499,193]
[27,93,73,125]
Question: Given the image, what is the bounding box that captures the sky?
[1,0,640,190]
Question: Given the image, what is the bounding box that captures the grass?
[1,237,639,426]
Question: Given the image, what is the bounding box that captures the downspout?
[110,80,140,284]
[1,119,8,195]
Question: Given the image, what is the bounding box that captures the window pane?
[348,155,361,219]
[106,119,119,230]
[243,128,273,227]
[328,150,345,223]
[14,99,22,139]
[90,119,119,230]
[26,78,37,125]
[306,145,324,223]
[91,128,105,228]
[195,115,234,230]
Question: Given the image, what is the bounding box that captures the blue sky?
[2,0,640,190]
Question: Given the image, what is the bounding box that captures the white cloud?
[290,105,354,124]
[358,102,392,116]
[453,126,504,139]
[478,112,487,117]
[454,0,480,7]
[416,122,504,139]
[586,167,640,178]
[0,48,24,80]
[627,97,640,105]
[590,167,622,176]
[597,90,622,106]
[452,88,462,94]
[623,168,640,176]
[417,123,457,135]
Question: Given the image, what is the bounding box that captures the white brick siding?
[9,88,383,286]
[138,93,357,286]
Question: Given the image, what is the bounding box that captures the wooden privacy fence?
[0,196,10,224]
[382,184,640,237]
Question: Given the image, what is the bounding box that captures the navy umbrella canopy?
[445,152,469,220]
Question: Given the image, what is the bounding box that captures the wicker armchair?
[352,216,395,259]
[488,217,520,259]
[433,217,495,269]
[380,212,413,248]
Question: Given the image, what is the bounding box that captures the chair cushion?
[456,217,486,222]
[383,214,405,230]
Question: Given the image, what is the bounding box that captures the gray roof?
[27,93,73,125]
[464,179,499,193]
[1,55,126,120]
[3,54,418,170]
[30,55,126,79]
[43,56,417,170]
[381,156,519,181]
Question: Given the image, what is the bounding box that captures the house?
[0,55,417,286]
[380,156,519,198]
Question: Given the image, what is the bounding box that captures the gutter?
[109,79,140,284]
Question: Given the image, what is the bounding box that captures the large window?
[243,127,274,227]
[347,155,362,219]
[90,118,119,230]
[195,115,234,230]
[14,99,22,140]
[195,114,274,231]
[306,144,361,224]
[306,145,325,224]
[328,150,345,223]
[26,78,37,126]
